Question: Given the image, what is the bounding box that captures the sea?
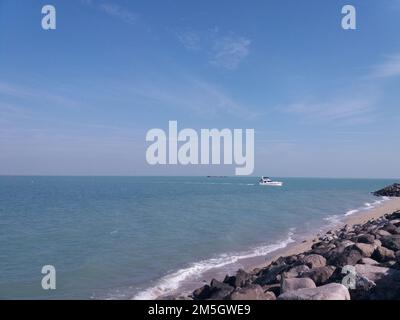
[0,176,395,299]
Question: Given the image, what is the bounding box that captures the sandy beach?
[190,188,400,300]
[254,197,400,272]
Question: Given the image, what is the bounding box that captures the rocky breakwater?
[190,210,400,300]
[373,183,400,197]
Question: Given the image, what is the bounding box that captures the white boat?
[259,176,283,186]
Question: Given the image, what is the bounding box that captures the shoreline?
[153,196,400,300]
[248,197,400,274]
[187,193,400,300]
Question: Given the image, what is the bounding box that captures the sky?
[0,0,400,177]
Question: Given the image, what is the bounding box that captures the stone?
[356,234,375,244]
[192,285,211,300]
[359,258,379,265]
[254,264,289,285]
[302,254,326,269]
[376,230,392,237]
[277,283,350,300]
[371,246,396,262]
[389,219,400,227]
[373,183,400,197]
[355,264,400,299]
[390,210,400,219]
[207,279,234,300]
[263,291,277,300]
[383,223,400,235]
[329,246,363,267]
[380,235,400,251]
[282,265,310,279]
[223,269,251,288]
[262,283,281,296]
[311,243,336,255]
[300,266,336,286]
[280,278,316,294]
[229,284,275,300]
[352,243,375,258]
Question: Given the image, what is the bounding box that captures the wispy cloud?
[81,0,138,24]
[369,54,400,79]
[210,36,251,70]
[0,81,80,108]
[176,30,201,51]
[128,77,257,119]
[175,28,251,70]
[281,96,376,125]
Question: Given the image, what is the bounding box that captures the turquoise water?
[0,176,395,299]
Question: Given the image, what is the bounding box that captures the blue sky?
[0,0,400,177]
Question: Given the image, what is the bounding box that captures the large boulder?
[359,258,379,266]
[280,278,316,294]
[229,284,275,300]
[192,285,211,300]
[254,264,289,285]
[278,283,350,300]
[300,266,336,286]
[376,230,392,237]
[302,254,326,269]
[352,243,375,258]
[262,283,281,296]
[223,269,251,288]
[380,235,400,251]
[373,183,400,197]
[371,246,396,263]
[356,234,375,245]
[390,210,400,220]
[354,264,400,299]
[328,246,363,267]
[282,265,310,279]
[207,279,234,300]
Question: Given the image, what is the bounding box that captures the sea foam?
[132,231,295,300]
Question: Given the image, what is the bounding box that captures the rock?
[282,265,310,279]
[254,264,289,286]
[278,283,350,300]
[390,210,400,219]
[302,254,326,269]
[376,230,392,237]
[382,223,400,235]
[371,246,396,262]
[262,283,281,296]
[263,291,277,300]
[373,184,400,197]
[356,234,375,244]
[359,258,379,265]
[389,219,400,227]
[396,251,400,263]
[311,243,336,255]
[207,279,234,300]
[379,261,397,268]
[192,285,212,300]
[352,243,375,258]
[328,246,363,267]
[380,235,400,251]
[374,239,382,248]
[223,269,251,288]
[280,278,316,294]
[355,264,400,299]
[229,284,275,300]
[300,266,336,286]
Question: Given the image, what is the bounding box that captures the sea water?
[0,176,394,299]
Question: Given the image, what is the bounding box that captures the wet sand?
[251,197,400,272]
